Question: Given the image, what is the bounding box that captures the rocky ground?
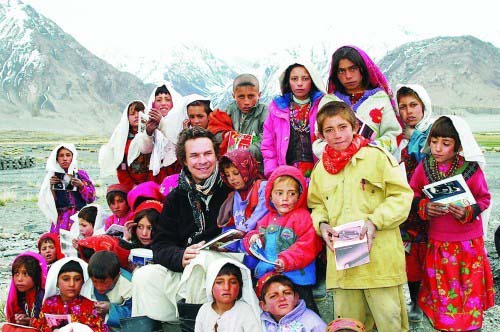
[0,146,499,330]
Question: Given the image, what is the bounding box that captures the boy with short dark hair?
[223,73,268,164]
[88,251,132,330]
[258,274,326,331]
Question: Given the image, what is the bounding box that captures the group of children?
[4,44,495,332]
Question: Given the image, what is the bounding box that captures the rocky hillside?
[379,36,500,114]
[0,0,153,135]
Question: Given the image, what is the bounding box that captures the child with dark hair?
[410,116,493,331]
[38,233,65,267]
[71,204,108,250]
[313,46,402,158]
[308,101,412,331]
[194,258,261,332]
[88,251,132,330]
[104,184,133,230]
[134,84,182,184]
[38,143,96,233]
[99,100,152,191]
[121,200,163,250]
[5,252,47,327]
[261,60,325,178]
[216,149,268,268]
[243,165,323,313]
[395,84,434,322]
[32,257,107,332]
[258,273,326,332]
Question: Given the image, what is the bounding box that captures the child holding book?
[217,149,268,267]
[243,165,322,312]
[32,257,107,332]
[410,115,494,331]
[5,252,47,327]
[38,144,96,234]
[258,273,326,332]
[395,84,434,321]
[88,251,132,330]
[307,101,413,331]
[194,258,261,332]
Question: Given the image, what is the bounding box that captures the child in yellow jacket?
[308,100,413,332]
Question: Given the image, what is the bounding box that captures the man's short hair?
[175,127,218,165]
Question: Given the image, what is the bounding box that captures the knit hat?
[127,181,164,211]
[255,271,282,300]
[106,183,130,195]
[134,200,164,219]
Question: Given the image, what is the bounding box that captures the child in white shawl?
[195,258,262,332]
[38,144,96,234]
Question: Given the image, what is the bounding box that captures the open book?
[199,229,242,250]
[357,116,377,141]
[44,313,72,329]
[227,131,254,151]
[249,239,279,266]
[423,174,476,207]
[332,220,370,270]
[105,224,125,237]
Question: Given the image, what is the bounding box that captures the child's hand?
[49,175,61,185]
[72,238,79,250]
[94,301,110,316]
[360,220,377,252]
[249,234,260,245]
[70,177,84,190]
[182,118,191,129]
[319,222,338,252]
[403,126,415,140]
[123,220,135,241]
[426,202,449,218]
[182,241,205,268]
[146,108,162,135]
[14,313,30,326]
[275,258,285,272]
[448,203,466,220]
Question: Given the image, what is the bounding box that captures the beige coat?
[308,145,413,289]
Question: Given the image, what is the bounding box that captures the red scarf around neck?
[322,135,370,174]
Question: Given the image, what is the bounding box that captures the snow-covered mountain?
[0,0,153,135]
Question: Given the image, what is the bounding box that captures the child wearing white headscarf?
[38,144,96,234]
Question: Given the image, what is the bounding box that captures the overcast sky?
[24,0,500,60]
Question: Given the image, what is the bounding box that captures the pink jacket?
[261,92,322,178]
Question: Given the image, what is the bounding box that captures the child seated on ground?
[195,258,261,332]
[258,273,326,331]
[38,232,64,268]
[243,165,322,313]
[88,251,132,330]
[104,184,133,231]
[327,318,366,332]
[5,252,47,327]
[217,149,267,268]
[32,257,106,332]
[121,200,162,251]
[71,204,107,250]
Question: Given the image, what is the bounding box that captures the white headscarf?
[395,84,434,160]
[43,257,92,302]
[38,144,78,226]
[278,58,326,95]
[159,94,211,144]
[98,101,145,178]
[203,258,261,323]
[422,115,486,169]
[140,83,183,176]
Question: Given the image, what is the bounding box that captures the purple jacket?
[261,92,322,178]
[261,299,326,332]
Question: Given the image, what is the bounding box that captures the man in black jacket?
[131,127,231,322]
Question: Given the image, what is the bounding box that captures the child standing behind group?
[395,84,434,322]
[308,101,413,331]
[410,116,494,331]
[261,61,325,178]
[243,165,322,312]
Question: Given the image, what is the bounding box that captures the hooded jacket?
[261,61,325,178]
[261,299,326,332]
[243,166,322,285]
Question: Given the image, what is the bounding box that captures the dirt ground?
[0,145,499,330]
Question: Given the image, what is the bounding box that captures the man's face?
[183,137,217,184]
